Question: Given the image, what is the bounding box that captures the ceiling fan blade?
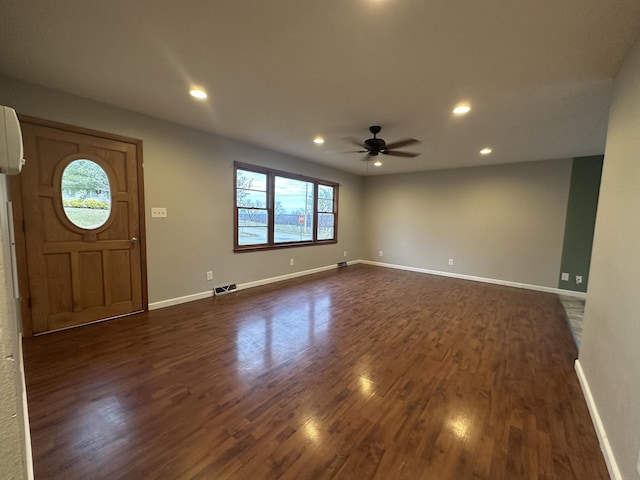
[327,149,368,154]
[383,138,420,150]
[382,150,420,158]
[343,136,367,149]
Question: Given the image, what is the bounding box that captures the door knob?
[131,237,138,245]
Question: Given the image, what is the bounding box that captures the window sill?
[234,239,337,253]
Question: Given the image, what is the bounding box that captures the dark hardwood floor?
[23,264,608,479]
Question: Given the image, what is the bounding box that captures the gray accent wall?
[362,160,572,288]
[558,155,603,293]
[0,73,363,304]
[579,36,640,479]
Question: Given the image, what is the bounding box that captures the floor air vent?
[337,261,348,268]
[214,284,237,296]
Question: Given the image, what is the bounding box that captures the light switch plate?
[151,207,167,218]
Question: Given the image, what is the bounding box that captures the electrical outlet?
[151,207,167,218]
[561,272,569,281]
[576,275,583,284]
[378,251,383,257]
[448,259,454,266]
[290,258,294,266]
[343,251,347,257]
[206,271,213,281]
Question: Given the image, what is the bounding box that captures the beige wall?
[362,159,572,288]
[0,73,363,304]
[0,176,29,479]
[579,36,640,479]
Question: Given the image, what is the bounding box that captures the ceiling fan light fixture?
[453,104,471,115]
[189,88,208,100]
[343,126,420,164]
[313,137,325,144]
[480,147,492,155]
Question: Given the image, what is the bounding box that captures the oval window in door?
[61,159,112,229]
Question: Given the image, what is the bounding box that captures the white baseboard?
[358,260,587,299]
[149,290,214,310]
[555,289,587,299]
[575,359,621,480]
[149,262,344,310]
[237,263,339,290]
[150,260,585,311]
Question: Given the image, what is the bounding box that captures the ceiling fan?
[344,126,420,161]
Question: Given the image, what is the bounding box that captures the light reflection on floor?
[236,294,331,374]
[447,412,471,440]
[302,417,321,445]
[75,395,129,452]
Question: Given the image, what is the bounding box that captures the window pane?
[274,215,313,243]
[317,213,335,240]
[237,170,267,190]
[238,208,267,227]
[318,185,334,213]
[274,176,314,243]
[238,209,268,245]
[61,159,111,229]
[318,185,333,199]
[237,190,266,208]
[238,226,268,245]
[237,170,267,207]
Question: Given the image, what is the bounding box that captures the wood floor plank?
[23,264,609,479]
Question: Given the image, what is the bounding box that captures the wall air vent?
[214,284,237,296]
[337,261,348,268]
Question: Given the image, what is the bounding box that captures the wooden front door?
[12,117,147,335]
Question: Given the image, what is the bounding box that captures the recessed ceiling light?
[480,147,492,155]
[313,137,325,144]
[373,160,382,167]
[189,89,208,100]
[453,104,471,115]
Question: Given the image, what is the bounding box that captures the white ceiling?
[1,1,640,175]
